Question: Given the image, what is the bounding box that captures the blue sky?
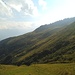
[0,0,75,40]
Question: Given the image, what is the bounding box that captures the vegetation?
[0,18,75,65]
[0,63,75,75]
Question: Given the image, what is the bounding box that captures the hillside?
[0,18,75,65]
[17,22,75,65]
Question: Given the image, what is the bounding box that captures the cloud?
[38,0,47,10]
[21,0,39,17]
[4,0,22,12]
[0,0,12,19]
[0,22,34,29]
[0,0,39,21]
[9,4,22,12]
[4,0,39,17]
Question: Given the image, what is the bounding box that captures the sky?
[0,0,75,40]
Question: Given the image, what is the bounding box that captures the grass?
[0,63,75,75]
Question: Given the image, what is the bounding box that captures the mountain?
[0,17,75,65]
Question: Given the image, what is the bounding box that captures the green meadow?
[0,63,75,75]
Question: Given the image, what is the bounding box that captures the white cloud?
[4,0,39,17]
[0,22,34,29]
[9,4,22,12]
[0,0,12,17]
[0,0,39,22]
[21,0,39,17]
[38,0,47,10]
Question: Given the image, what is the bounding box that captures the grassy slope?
[0,63,75,75]
[17,22,75,65]
[0,27,60,64]
[0,18,75,65]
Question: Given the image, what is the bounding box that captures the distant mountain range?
[0,17,75,65]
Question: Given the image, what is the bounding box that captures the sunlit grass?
[0,63,75,75]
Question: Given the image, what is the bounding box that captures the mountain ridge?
[0,17,75,65]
